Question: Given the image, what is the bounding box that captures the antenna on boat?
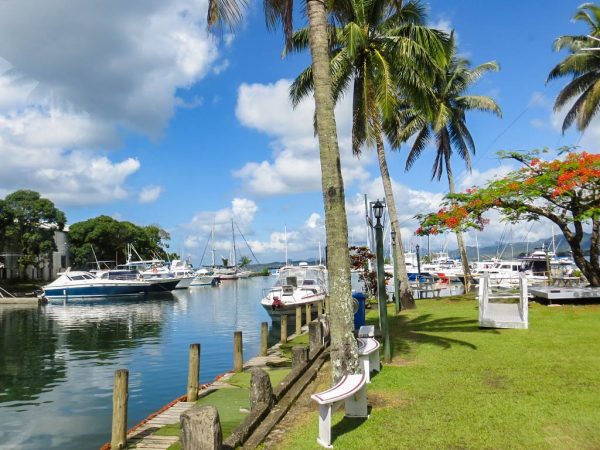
[90,244,100,270]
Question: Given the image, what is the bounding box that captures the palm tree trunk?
[376,133,415,309]
[307,0,358,381]
[444,154,472,291]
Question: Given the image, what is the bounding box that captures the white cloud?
[530,118,547,129]
[459,165,514,190]
[138,185,163,203]
[212,59,230,75]
[184,198,259,239]
[233,79,372,196]
[528,91,552,109]
[0,0,222,204]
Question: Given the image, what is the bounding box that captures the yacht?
[169,260,196,289]
[260,263,328,317]
[42,270,152,300]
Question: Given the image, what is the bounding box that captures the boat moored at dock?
[42,271,156,300]
[260,263,327,317]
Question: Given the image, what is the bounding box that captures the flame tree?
[415,149,600,286]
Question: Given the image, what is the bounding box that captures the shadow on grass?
[330,407,371,446]
[370,313,501,358]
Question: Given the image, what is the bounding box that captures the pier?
[102,300,327,450]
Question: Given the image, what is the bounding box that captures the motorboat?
[191,268,218,286]
[94,268,180,292]
[42,270,152,300]
[260,263,328,317]
[169,260,196,289]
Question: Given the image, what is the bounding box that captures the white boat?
[191,268,218,286]
[260,263,328,317]
[169,260,196,289]
[42,270,153,300]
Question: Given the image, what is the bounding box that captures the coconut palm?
[390,38,501,290]
[207,0,359,379]
[548,3,600,133]
[289,0,448,309]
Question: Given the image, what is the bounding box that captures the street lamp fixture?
[369,198,390,363]
[372,199,384,224]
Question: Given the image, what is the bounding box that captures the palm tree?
[390,38,501,290]
[207,0,359,379]
[548,3,600,133]
[289,0,448,310]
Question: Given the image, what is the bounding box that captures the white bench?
[357,338,380,383]
[358,325,374,338]
[311,373,368,448]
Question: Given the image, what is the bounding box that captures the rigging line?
[235,221,261,265]
[396,106,537,228]
[199,237,210,267]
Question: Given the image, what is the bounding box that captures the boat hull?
[43,284,149,300]
[260,293,326,318]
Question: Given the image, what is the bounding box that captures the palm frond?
[455,95,502,117]
[290,66,314,107]
[577,78,600,130]
[405,125,431,170]
[553,70,600,110]
[352,74,368,156]
[207,0,246,32]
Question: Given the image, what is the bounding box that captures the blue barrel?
[352,292,366,329]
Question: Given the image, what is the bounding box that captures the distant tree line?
[0,189,173,278]
[69,216,175,270]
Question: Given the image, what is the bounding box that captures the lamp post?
[391,229,400,315]
[372,199,391,363]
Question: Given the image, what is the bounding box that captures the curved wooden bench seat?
[357,337,381,383]
[311,374,368,448]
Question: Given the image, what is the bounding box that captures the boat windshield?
[273,267,324,287]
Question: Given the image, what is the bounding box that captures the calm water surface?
[0,277,276,450]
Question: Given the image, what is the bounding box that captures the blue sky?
[0,0,595,263]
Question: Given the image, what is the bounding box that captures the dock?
[530,286,600,303]
[0,296,41,305]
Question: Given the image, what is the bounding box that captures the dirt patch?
[261,361,331,449]
[482,371,507,390]
[368,390,408,409]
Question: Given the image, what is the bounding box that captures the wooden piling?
[295,306,302,336]
[305,303,311,325]
[234,331,243,372]
[261,322,268,356]
[187,343,200,402]
[280,315,288,343]
[111,369,128,450]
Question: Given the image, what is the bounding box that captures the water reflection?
[0,306,66,405]
[0,277,274,450]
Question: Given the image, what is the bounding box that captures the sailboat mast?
[211,221,215,267]
[231,219,237,267]
[284,225,288,266]
[318,241,322,265]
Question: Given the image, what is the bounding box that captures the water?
[0,277,276,450]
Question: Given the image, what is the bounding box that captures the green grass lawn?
[161,364,294,449]
[277,296,600,449]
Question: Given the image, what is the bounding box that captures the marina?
[0,277,275,450]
